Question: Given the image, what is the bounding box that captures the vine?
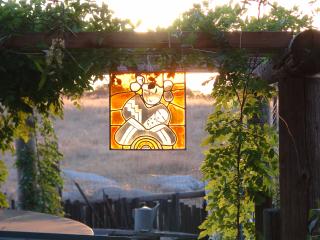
[35,114,64,215]
[200,50,278,239]
[169,1,314,239]
[0,0,135,211]
[15,112,63,215]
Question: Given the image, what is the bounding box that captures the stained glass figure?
[110,72,186,150]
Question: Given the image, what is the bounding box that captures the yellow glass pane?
[165,72,185,84]
[171,90,185,108]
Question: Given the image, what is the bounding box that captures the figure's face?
[142,83,163,105]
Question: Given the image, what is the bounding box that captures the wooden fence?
[63,191,206,234]
[9,191,206,234]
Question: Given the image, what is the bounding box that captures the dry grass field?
[55,92,213,191]
[2,88,213,197]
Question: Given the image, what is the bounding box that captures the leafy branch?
[168,2,314,239]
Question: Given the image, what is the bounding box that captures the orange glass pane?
[171,126,185,149]
[110,126,122,149]
[168,104,185,125]
[110,72,186,150]
[172,84,185,91]
[110,85,127,95]
[110,110,125,125]
[110,92,135,110]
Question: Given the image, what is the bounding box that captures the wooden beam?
[1,32,293,51]
[254,30,320,83]
[94,190,205,202]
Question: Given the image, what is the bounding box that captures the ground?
[1,89,213,200]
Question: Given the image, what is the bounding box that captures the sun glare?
[102,0,320,32]
[94,0,319,93]
[101,0,203,32]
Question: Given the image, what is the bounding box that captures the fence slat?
[171,194,180,231]
[120,198,128,229]
[263,208,281,240]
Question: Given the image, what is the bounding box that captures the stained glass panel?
[109,72,186,150]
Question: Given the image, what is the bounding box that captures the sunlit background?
[102,0,320,32]
[94,0,320,94]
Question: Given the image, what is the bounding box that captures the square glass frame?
[109,72,186,150]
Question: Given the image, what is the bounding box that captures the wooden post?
[263,208,280,240]
[10,199,15,209]
[278,30,320,240]
[255,195,272,239]
[15,116,37,210]
[252,102,273,240]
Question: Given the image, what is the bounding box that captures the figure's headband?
[130,75,174,102]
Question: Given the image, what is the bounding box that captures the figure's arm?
[122,97,142,121]
[143,108,170,129]
[122,108,132,120]
[127,118,145,130]
[115,119,144,145]
[156,108,169,123]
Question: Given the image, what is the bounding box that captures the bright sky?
[96,0,320,94]
[102,0,320,32]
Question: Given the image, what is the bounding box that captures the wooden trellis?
[2,29,320,240]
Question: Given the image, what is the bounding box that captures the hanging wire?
[168,32,172,49]
[146,54,153,72]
